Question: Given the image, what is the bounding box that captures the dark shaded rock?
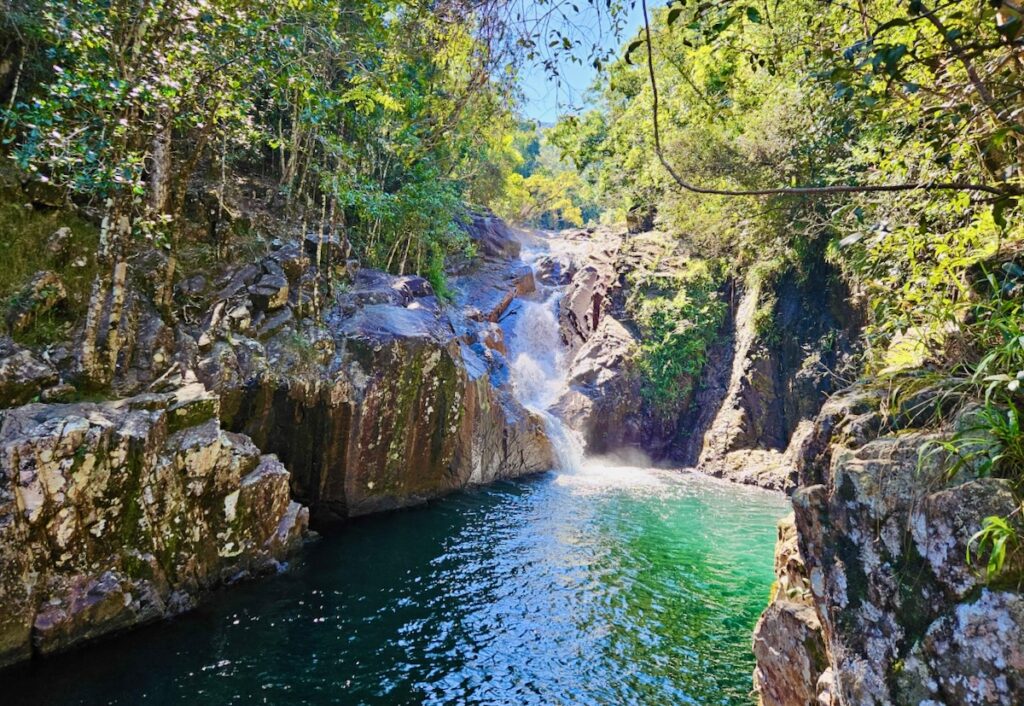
[248,273,289,312]
[258,308,293,339]
[174,274,208,299]
[302,231,344,265]
[214,264,259,300]
[626,203,655,234]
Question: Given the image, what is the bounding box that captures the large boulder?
[0,384,308,668]
[0,338,58,407]
[205,264,555,524]
[787,391,1024,706]
[460,209,522,261]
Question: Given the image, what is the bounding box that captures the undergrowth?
[908,259,1024,583]
[625,255,727,419]
[0,198,98,344]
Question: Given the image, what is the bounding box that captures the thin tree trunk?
[79,200,132,388]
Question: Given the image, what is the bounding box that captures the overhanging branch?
[639,0,1010,199]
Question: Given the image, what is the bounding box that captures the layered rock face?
[181,213,553,523]
[550,227,858,476]
[0,384,308,669]
[548,228,654,454]
[0,210,554,667]
[691,262,859,491]
[551,228,709,457]
[755,388,1024,706]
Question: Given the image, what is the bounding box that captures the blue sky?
[517,1,656,124]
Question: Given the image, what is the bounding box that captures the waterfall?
[504,244,584,473]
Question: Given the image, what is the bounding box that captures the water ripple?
[5,464,785,706]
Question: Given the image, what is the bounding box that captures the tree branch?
[639,0,1011,199]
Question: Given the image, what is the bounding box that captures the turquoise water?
[5,463,786,706]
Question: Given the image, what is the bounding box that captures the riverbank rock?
[753,514,830,706]
[0,384,308,668]
[190,221,553,524]
[756,387,1024,705]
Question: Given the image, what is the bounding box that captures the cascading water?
[502,242,584,473]
[5,230,788,706]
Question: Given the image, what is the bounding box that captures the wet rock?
[560,264,615,356]
[556,314,643,453]
[211,263,554,526]
[534,252,576,286]
[479,322,506,355]
[0,388,308,667]
[6,271,67,335]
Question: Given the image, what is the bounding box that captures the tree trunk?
[79,200,132,389]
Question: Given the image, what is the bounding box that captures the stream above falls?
[5,462,785,705]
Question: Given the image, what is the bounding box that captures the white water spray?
[504,244,584,473]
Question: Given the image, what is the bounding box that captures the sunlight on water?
[5,468,786,706]
[3,236,787,706]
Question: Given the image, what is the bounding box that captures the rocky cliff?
[754,387,1024,706]
[0,383,308,668]
[0,211,555,667]
[550,226,858,485]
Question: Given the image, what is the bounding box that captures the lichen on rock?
[0,387,308,668]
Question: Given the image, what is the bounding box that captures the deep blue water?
[4,463,786,706]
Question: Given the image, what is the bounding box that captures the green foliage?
[969,512,1023,582]
[626,257,727,417]
[564,0,1024,577]
[4,0,522,287]
[0,199,97,321]
[490,126,601,228]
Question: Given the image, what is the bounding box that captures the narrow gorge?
[2,1,1023,704]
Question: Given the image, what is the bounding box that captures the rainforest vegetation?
[1,0,1023,575]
